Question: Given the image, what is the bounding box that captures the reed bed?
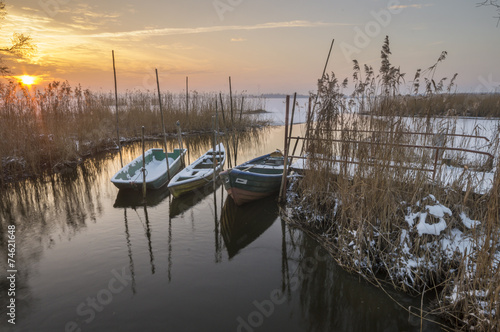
[0,81,267,185]
[285,37,500,331]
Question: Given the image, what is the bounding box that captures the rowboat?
[111,148,187,190]
[167,143,226,198]
[220,150,285,206]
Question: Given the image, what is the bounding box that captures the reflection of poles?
[155,69,171,181]
[143,205,155,275]
[168,195,172,282]
[281,219,291,297]
[124,208,136,294]
[213,184,221,263]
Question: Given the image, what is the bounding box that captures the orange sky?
[2,1,500,94]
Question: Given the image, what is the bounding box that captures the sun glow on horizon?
[17,75,37,86]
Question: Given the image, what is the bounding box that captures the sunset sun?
[18,75,36,85]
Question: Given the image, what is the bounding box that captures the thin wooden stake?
[155,69,171,180]
[186,76,189,121]
[212,116,217,192]
[229,77,237,166]
[234,96,244,164]
[142,126,147,199]
[219,93,232,168]
[176,121,184,167]
[112,50,123,167]
[305,39,335,154]
[279,95,290,202]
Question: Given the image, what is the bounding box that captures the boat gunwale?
[168,143,226,188]
[111,148,186,186]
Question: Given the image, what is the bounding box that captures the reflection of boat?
[220,151,284,206]
[168,143,226,198]
[220,195,279,258]
[113,186,171,208]
[169,181,219,218]
[111,148,187,190]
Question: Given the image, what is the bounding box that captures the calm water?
[0,124,441,331]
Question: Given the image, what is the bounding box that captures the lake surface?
[1,123,443,331]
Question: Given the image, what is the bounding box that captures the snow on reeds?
[0,81,266,184]
[284,36,500,331]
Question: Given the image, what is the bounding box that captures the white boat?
[167,143,226,197]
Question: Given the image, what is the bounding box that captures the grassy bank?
[285,37,499,331]
[0,81,267,185]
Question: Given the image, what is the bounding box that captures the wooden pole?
[112,50,123,167]
[287,93,297,165]
[229,77,237,166]
[234,96,244,165]
[288,93,297,152]
[155,69,171,180]
[142,126,147,199]
[186,76,189,121]
[278,95,290,202]
[301,95,313,156]
[176,121,184,167]
[212,116,217,191]
[219,93,232,168]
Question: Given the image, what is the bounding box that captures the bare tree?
[478,0,500,26]
[0,1,36,75]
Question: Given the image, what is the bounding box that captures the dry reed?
[0,81,267,185]
[285,36,500,331]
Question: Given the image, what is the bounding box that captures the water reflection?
[220,195,278,258]
[280,230,440,332]
[113,187,170,208]
[169,181,220,218]
[0,123,444,332]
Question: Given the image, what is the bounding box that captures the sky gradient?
[1,0,499,94]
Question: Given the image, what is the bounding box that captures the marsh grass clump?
[0,81,266,184]
[286,36,500,331]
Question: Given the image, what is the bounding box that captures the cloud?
[389,4,434,10]
[230,37,246,42]
[84,20,344,39]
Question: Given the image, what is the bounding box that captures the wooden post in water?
[219,93,232,168]
[279,96,290,203]
[155,69,171,180]
[112,50,123,167]
[186,77,189,122]
[141,126,147,200]
[287,93,297,165]
[212,115,217,192]
[229,77,237,166]
[176,121,184,166]
[234,96,244,164]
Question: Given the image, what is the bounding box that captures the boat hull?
[168,173,214,198]
[111,148,186,190]
[167,143,226,198]
[220,162,283,206]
